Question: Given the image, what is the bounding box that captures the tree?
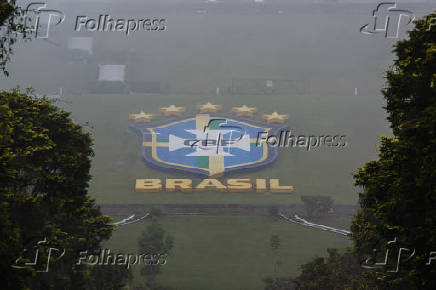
[0,0,31,76]
[270,234,280,252]
[294,249,367,290]
[294,12,436,289]
[149,207,163,218]
[137,218,174,290]
[262,235,289,289]
[351,12,436,288]
[269,206,279,220]
[270,234,281,274]
[0,89,125,289]
[263,277,295,290]
[87,265,132,290]
[300,196,333,218]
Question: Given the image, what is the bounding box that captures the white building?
[98,65,126,82]
[68,37,93,55]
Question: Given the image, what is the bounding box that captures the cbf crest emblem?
[129,103,289,178]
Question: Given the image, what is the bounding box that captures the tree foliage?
[0,89,126,289]
[0,0,31,76]
[301,196,333,218]
[350,12,436,288]
[138,220,174,256]
[137,219,174,290]
[294,248,369,290]
[294,12,436,289]
[263,277,295,290]
[270,234,282,275]
[87,264,132,290]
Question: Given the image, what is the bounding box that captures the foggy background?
[1,0,435,205]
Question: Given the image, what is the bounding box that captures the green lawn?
[64,92,386,205]
[105,215,352,290]
[1,3,393,206]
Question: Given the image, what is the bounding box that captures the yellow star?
[160,105,186,116]
[231,105,257,117]
[196,102,222,113]
[129,111,155,123]
[262,112,289,124]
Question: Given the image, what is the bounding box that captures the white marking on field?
[279,213,351,236]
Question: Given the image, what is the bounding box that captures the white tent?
[68,37,93,55]
[98,65,126,82]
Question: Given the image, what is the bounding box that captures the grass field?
[64,92,388,205]
[105,215,352,290]
[1,2,399,206]
[70,91,362,288]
